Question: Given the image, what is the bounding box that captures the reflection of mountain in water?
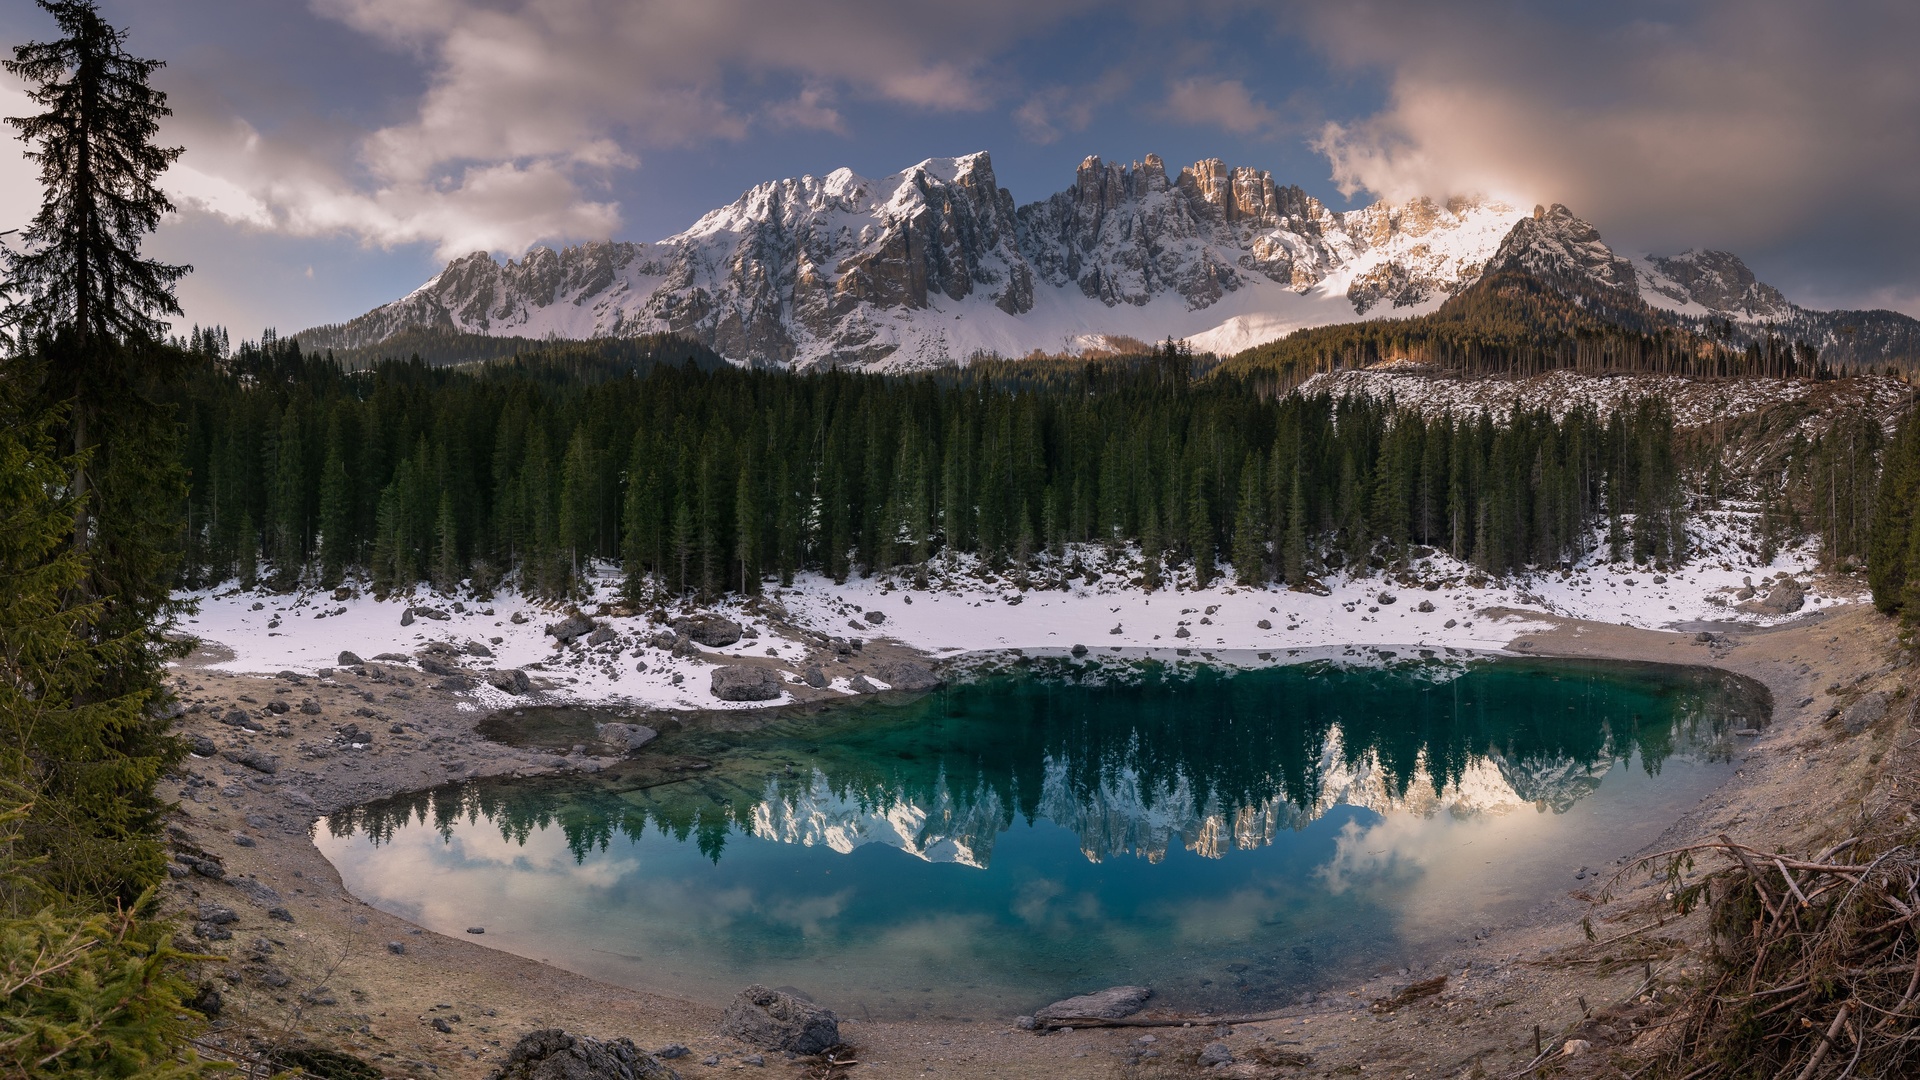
[332,657,1762,867]
[746,726,1621,868]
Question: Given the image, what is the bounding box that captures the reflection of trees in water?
[328,659,1761,865]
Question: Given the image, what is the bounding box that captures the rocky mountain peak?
[1640,248,1792,320]
[1485,203,1639,298]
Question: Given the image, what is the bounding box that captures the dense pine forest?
[172,333,1693,603]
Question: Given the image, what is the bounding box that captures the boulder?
[1034,985,1151,1023]
[673,614,743,648]
[648,630,678,650]
[187,733,217,757]
[487,668,532,695]
[587,627,617,647]
[222,749,280,775]
[863,610,886,625]
[595,722,659,753]
[415,607,451,621]
[1842,690,1891,735]
[465,641,494,658]
[848,675,879,694]
[488,1028,679,1080]
[337,650,365,666]
[418,656,463,677]
[546,611,596,646]
[400,609,415,627]
[710,666,782,702]
[803,666,828,689]
[875,660,941,691]
[717,985,839,1055]
[1198,1041,1234,1066]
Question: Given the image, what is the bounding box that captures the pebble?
[466,926,485,934]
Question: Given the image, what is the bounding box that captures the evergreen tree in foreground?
[2,0,192,903]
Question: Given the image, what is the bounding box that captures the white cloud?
[1014,70,1130,145]
[1159,76,1277,135]
[0,78,43,235]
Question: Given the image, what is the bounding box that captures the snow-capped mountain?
[297,154,1920,370]
[298,152,1525,369]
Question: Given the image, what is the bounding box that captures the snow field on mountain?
[176,503,1847,714]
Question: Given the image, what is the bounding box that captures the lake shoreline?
[162,582,1909,1079]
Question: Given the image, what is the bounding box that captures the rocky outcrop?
[1639,249,1792,320]
[710,666,782,702]
[717,985,839,1055]
[488,1028,679,1080]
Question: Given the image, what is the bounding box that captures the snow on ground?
[174,503,1852,714]
[1297,367,1911,435]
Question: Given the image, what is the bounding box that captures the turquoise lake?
[316,652,1765,1020]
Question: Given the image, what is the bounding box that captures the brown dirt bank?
[159,600,1912,1079]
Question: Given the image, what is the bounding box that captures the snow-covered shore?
[174,509,1850,713]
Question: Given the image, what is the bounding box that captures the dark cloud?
[1295,0,1920,311]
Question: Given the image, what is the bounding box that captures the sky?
[2,0,1917,339]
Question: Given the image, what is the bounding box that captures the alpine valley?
[299,151,1920,370]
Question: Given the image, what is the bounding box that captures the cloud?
[1291,0,1920,303]
[0,78,43,234]
[143,0,1104,258]
[1159,76,1277,135]
[1014,70,1130,144]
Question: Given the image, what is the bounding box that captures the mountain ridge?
[296,153,1920,371]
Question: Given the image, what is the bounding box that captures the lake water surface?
[316,652,1764,1019]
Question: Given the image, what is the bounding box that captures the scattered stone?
[1014,1016,1039,1031]
[337,650,364,666]
[198,904,239,925]
[1741,577,1805,615]
[192,921,233,941]
[510,612,529,625]
[596,722,659,753]
[266,699,289,714]
[741,1054,764,1067]
[400,609,415,627]
[267,907,294,923]
[451,601,467,613]
[416,607,451,621]
[1070,644,1087,657]
[875,660,941,691]
[187,733,216,757]
[1256,619,1271,629]
[1444,619,1458,629]
[490,1029,681,1080]
[863,610,886,625]
[700,1056,719,1068]
[222,749,280,775]
[710,666,782,702]
[1377,593,1396,605]
[387,941,406,955]
[1174,627,1191,639]
[1561,1039,1592,1057]
[465,641,494,658]
[803,666,828,689]
[1034,986,1151,1023]
[545,611,596,646]
[588,627,617,646]
[719,985,840,1056]
[487,668,533,695]
[431,1017,454,1033]
[1416,599,1435,613]
[674,614,743,648]
[655,1044,689,1060]
[250,601,264,611]
[466,927,485,935]
[849,675,879,694]
[1109,625,1122,635]
[1842,691,1891,735]
[299,698,322,715]
[1198,1041,1234,1066]
[648,630,679,650]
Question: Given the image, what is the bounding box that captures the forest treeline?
[174,333,1696,602]
[1221,269,1837,396]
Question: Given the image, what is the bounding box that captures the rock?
[387,941,406,955]
[487,668,532,695]
[187,733,216,757]
[875,660,941,691]
[1070,644,1087,657]
[803,666,828,689]
[1033,985,1151,1022]
[466,927,485,935]
[418,656,463,677]
[198,904,239,925]
[489,1028,682,1080]
[849,675,879,694]
[1560,1039,1591,1057]
[1695,631,1715,643]
[741,1054,764,1067]
[1174,626,1191,639]
[655,1045,689,1060]
[1256,619,1271,629]
[1842,690,1891,735]
[465,641,494,658]
[1198,1041,1234,1066]
[1754,578,1805,614]
[1377,592,1396,605]
[648,630,678,650]
[452,600,467,613]
[711,666,782,702]
[588,627,617,647]
[222,749,280,775]
[266,699,289,714]
[192,921,232,941]
[718,985,840,1055]
[545,611,596,645]
[400,609,415,627]
[1444,619,1458,629]
[1416,599,1435,613]
[337,650,364,666]
[437,675,474,691]
[432,1017,454,1034]
[863,610,886,625]
[416,607,451,621]
[1014,1016,1039,1031]
[511,611,529,624]
[596,722,659,753]
[267,907,294,923]
[299,699,322,715]
[673,614,743,648]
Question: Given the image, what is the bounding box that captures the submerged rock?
[710,666,782,702]
[718,985,839,1055]
[595,722,659,753]
[1034,985,1151,1022]
[488,1028,680,1080]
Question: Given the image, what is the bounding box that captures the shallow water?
[317,653,1764,1019]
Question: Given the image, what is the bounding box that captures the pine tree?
[316,413,352,586]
